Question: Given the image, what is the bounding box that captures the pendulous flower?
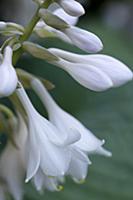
[16,84,80,183]
[0,46,18,97]
[31,78,111,181]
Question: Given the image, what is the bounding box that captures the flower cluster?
[0,0,132,199]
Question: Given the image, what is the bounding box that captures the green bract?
[23,41,59,62]
[39,9,70,30]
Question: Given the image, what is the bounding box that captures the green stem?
[13,0,52,66]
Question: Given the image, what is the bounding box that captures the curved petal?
[25,125,40,183]
[53,8,78,25]
[68,157,89,181]
[34,169,44,191]
[40,138,71,176]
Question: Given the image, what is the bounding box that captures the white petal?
[40,137,71,176]
[31,79,81,146]
[71,147,91,164]
[34,169,44,191]
[25,125,40,183]
[93,145,112,157]
[58,0,85,16]
[68,157,89,181]
[53,8,79,25]
[50,106,104,153]
[64,26,103,53]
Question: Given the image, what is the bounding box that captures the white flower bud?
[53,8,79,26]
[50,57,113,91]
[49,48,133,87]
[63,26,103,53]
[0,46,18,97]
[0,21,6,30]
[56,0,85,16]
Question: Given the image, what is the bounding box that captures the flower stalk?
[13,0,52,66]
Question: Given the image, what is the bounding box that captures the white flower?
[31,79,111,180]
[49,56,113,91]
[16,84,79,183]
[49,48,133,87]
[0,46,18,97]
[55,0,85,17]
[62,26,103,53]
[0,115,26,200]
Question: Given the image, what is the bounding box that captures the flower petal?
[53,8,79,25]
[39,135,71,176]
[68,157,89,181]
[25,125,40,183]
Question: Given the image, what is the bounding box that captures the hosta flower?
[0,46,18,97]
[48,56,113,91]
[0,115,26,200]
[55,0,85,17]
[49,48,133,88]
[31,79,111,181]
[62,26,103,53]
[16,84,81,183]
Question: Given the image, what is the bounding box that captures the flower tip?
[25,178,29,183]
[73,178,86,184]
[57,185,64,191]
[60,0,85,17]
[121,69,133,85]
[0,21,6,29]
[89,37,103,53]
[98,146,112,157]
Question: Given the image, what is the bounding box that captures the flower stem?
[13,0,52,66]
